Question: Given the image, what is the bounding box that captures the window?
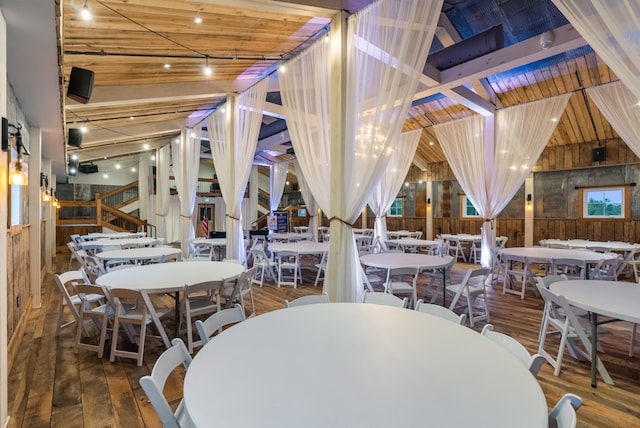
[583,187,625,218]
[462,195,480,218]
[388,198,403,217]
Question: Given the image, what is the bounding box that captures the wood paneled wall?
[55,224,101,253]
[7,226,30,340]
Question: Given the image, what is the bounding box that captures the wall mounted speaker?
[592,147,606,162]
[1,117,8,151]
[67,67,94,104]
[68,128,83,148]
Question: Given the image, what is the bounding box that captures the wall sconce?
[526,193,532,209]
[3,122,30,186]
[427,198,431,205]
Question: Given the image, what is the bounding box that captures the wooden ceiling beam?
[195,0,341,18]
[414,23,587,103]
[443,86,495,116]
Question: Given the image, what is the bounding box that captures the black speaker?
[592,147,606,162]
[67,67,94,104]
[1,117,8,151]
[79,164,99,174]
[68,128,83,148]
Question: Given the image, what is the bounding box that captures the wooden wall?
[398,138,640,246]
[7,226,30,340]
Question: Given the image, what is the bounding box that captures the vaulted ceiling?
[3,0,625,177]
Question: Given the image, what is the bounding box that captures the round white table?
[387,238,439,252]
[79,237,157,249]
[269,241,329,254]
[96,261,245,348]
[499,246,618,264]
[550,280,640,387]
[360,253,453,304]
[95,247,181,264]
[184,303,548,428]
[540,239,637,253]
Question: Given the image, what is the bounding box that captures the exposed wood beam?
[256,129,291,152]
[412,153,429,171]
[444,86,496,116]
[66,80,257,108]
[413,24,587,103]
[431,12,498,116]
[435,13,462,46]
[80,121,183,146]
[195,0,340,18]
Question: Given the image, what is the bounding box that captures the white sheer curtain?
[587,81,640,158]
[137,154,150,221]
[291,161,319,241]
[172,128,201,259]
[269,162,288,213]
[552,1,640,99]
[207,79,267,262]
[434,93,570,266]
[368,129,421,244]
[281,0,440,302]
[155,145,171,241]
[213,197,225,231]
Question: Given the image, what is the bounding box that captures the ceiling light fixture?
[194,15,203,24]
[163,62,170,69]
[81,0,92,21]
[115,161,121,169]
[203,55,212,76]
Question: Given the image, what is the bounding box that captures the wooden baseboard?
[7,294,33,373]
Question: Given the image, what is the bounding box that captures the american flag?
[202,212,209,237]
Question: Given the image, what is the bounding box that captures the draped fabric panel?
[155,145,171,241]
[586,81,640,159]
[281,0,441,302]
[280,40,331,214]
[552,0,640,99]
[269,162,288,213]
[207,79,267,262]
[291,161,319,242]
[244,166,259,230]
[368,129,421,244]
[137,154,150,221]
[172,128,201,259]
[434,93,570,266]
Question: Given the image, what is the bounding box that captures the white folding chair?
[548,393,582,428]
[384,267,419,308]
[195,304,246,348]
[109,288,168,366]
[74,284,110,358]
[250,246,277,286]
[535,283,612,383]
[362,290,408,308]
[139,338,193,428]
[276,250,301,288]
[284,293,330,308]
[414,299,466,325]
[447,268,491,327]
[181,280,224,353]
[481,324,545,376]
[54,270,101,337]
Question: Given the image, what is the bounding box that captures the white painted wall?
[1,11,9,427]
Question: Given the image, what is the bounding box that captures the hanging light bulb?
[42,189,51,202]
[9,131,28,186]
[115,161,121,169]
[81,0,92,20]
[203,55,213,76]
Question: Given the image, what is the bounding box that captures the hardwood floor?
[8,255,640,427]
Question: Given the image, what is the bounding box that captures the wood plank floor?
[8,255,640,427]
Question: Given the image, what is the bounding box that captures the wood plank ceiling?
[61,0,623,173]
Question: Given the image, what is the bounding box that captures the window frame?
[581,186,627,219]
[460,195,481,218]
[387,198,404,218]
